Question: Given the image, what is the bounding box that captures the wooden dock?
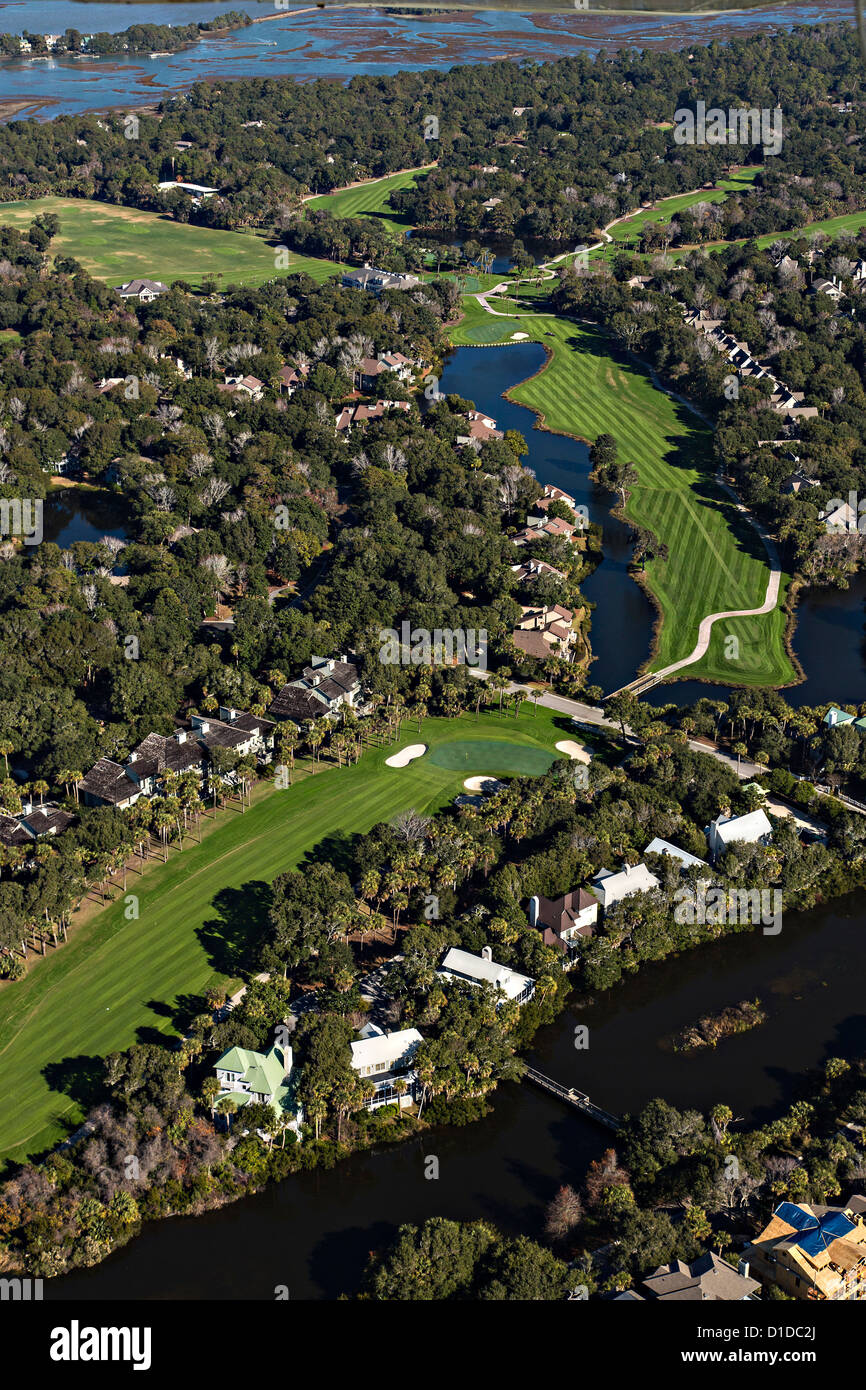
[523,1066,622,1132]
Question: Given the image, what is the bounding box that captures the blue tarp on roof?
[775,1202,855,1257]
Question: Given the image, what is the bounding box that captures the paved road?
[470,671,764,780]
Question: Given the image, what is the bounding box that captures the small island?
[671,999,767,1054]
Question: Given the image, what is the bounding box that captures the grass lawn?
[0,707,569,1168]
[591,167,762,260]
[0,198,346,289]
[666,207,866,262]
[305,165,433,237]
[451,304,794,687]
[427,739,556,774]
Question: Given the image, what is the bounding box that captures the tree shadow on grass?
[302,829,364,877]
[198,879,273,977]
[42,1053,109,1123]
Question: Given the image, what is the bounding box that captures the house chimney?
[481,945,493,962]
[529,896,540,928]
[175,729,186,744]
[283,1044,293,1077]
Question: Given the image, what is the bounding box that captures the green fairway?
[592,167,761,259]
[306,165,433,236]
[667,207,866,262]
[451,304,795,687]
[0,709,567,1167]
[0,198,345,289]
[427,739,556,775]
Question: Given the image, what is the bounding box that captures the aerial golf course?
[0,709,569,1168]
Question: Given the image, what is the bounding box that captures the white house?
[213,1043,304,1136]
[644,838,709,871]
[591,862,660,911]
[706,809,773,861]
[113,278,169,302]
[269,654,367,725]
[157,181,218,199]
[438,945,535,1005]
[820,500,858,534]
[350,1025,423,1109]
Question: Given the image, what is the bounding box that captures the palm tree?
[733,741,748,775]
[278,726,297,784]
[307,719,326,766]
[0,740,13,777]
[31,779,49,806]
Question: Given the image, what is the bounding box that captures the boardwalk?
[523,1066,622,1132]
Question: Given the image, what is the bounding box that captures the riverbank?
[43,882,866,1299]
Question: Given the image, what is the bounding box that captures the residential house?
[512,603,576,660]
[124,729,209,796]
[438,945,535,1005]
[536,484,578,513]
[341,266,420,294]
[112,278,169,302]
[781,470,818,495]
[706,808,773,861]
[277,364,306,396]
[18,802,76,840]
[743,1198,866,1300]
[377,350,416,381]
[591,862,660,911]
[529,889,598,961]
[820,500,858,533]
[156,181,218,204]
[821,706,866,733]
[78,758,143,810]
[190,708,276,761]
[334,399,411,433]
[644,837,709,872]
[456,410,504,446]
[0,812,39,850]
[811,275,846,302]
[221,374,264,401]
[213,1043,304,1136]
[632,1253,760,1301]
[350,1024,423,1109]
[355,352,416,393]
[512,515,579,547]
[268,654,366,725]
[510,556,567,587]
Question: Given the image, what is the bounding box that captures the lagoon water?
[11,0,866,1302]
[48,886,866,1299]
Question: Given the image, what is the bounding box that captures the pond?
[42,485,127,548]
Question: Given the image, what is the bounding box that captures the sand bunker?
[385,743,427,768]
[463,775,503,792]
[556,740,591,764]
[510,331,529,340]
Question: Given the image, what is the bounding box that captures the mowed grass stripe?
[0,198,346,289]
[0,710,565,1165]
[452,310,793,684]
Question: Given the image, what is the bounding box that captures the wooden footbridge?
[523,1067,622,1132]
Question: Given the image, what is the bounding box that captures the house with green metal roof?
[213,1043,304,1137]
[824,707,855,727]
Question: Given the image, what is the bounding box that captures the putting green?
[428,739,556,775]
